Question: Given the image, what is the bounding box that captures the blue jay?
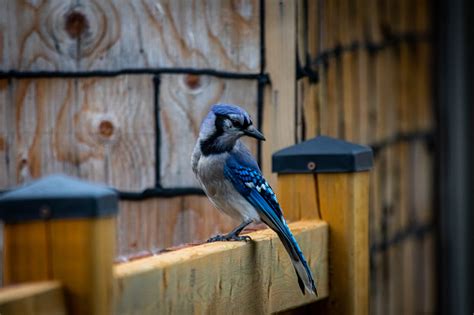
[192,104,317,295]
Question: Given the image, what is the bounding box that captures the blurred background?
[0,0,472,314]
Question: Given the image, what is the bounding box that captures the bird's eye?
[231,120,242,128]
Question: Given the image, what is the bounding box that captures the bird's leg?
[207,219,253,242]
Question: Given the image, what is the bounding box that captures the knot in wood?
[184,75,201,90]
[65,10,89,39]
[99,120,115,138]
[19,158,28,167]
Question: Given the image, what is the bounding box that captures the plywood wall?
[0,0,261,259]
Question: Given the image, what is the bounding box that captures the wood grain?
[312,172,370,315]
[115,220,328,315]
[0,79,10,188]
[0,0,260,72]
[262,0,296,185]
[117,196,237,259]
[48,217,116,315]
[159,74,258,188]
[0,76,155,191]
[4,217,116,315]
[4,221,50,284]
[301,0,320,146]
[0,281,66,315]
[277,173,320,222]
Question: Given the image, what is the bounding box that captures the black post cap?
[0,174,118,223]
[272,135,373,173]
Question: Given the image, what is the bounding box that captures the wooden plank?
[375,48,398,142]
[117,196,238,260]
[4,217,116,315]
[0,281,66,315]
[387,144,404,315]
[4,221,50,284]
[0,79,11,188]
[300,0,320,140]
[320,0,342,138]
[159,74,258,188]
[422,233,435,314]
[399,0,418,134]
[371,148,389,315]
[340,0,361,142]
[415,41,433,132]
[0,0,260,72]
[312,172,370,315]
[321,59,340,138]
[114,220,328,314]
[117,198,182,259]
[76,76,155,191]
[277,173,320,222]
[341,51,358,141]
[413,0,432,131]
[413,141,433,226]
[317,62,329,138]
[262,0,296,185]
[296,0,306,143]
[48,217,116,315]
[179,195,237,243]
[356,48,371,144]
[0,76,155,191]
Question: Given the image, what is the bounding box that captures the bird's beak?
[244,125,266,141]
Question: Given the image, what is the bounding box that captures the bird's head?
[199,104,265,155]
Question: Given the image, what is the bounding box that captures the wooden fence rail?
[0,281,66,315]
[0,136,372,314]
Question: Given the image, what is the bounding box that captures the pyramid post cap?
[0,174,118,223]
[272,135,373,173]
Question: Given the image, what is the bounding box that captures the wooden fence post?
[274,136,373,314]
[0,174,118,315]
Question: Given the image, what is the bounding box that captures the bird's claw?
[207,234,252,243]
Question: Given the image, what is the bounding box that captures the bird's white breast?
[194,152,260,222]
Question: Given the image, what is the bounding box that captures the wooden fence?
[293,0,435,314]
[0,0,435,313]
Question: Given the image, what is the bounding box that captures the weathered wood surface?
[0,76,155,191]
[300,0,436,313]
[0,281,66,315]
[159,74,258,188]
[262,0,296,185]
[296,0,319,141]
[1,3,438,313]
[115,220,328,315]
[0,0,260,72]
[116,196,236,258]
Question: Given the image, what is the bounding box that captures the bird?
[191,103,317,295]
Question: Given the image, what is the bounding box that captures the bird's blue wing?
[224,156,283,220]
[224,153,318,295]
[223,156,300,258]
